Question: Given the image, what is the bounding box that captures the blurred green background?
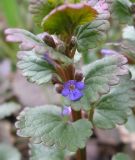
[0,0,41,66]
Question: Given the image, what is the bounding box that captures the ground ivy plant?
[4,0,135,160]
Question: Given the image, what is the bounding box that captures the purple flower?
[61,80,85,101]
[101,49,118,56]
[43,53,53,65]
[61,106,71,116]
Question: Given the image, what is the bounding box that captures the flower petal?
[76,82,85,90]
[69,89,83,101]
[62,106,71,116]
[61,88,69,97]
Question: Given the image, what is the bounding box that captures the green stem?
[89,108,94,122]
[71,109,86,160]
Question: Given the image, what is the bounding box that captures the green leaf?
[93,75,135,129]
[17,51,55,85]
[83,55,128,103]
[123,26,135,41]
[29,0,64,26]
[75,0,111,52]
[0,144,21,160]
[41,3,98,35]
[112,153,131,160]
[0,102,21,119]
[112,0,132,23]
[29,143,68,160]
[75,21,108,52]
[16,105,92,152]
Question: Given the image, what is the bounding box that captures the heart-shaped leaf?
[83,54,128,103]
[0,144,21,160]
[29,143,68,160]
[0,102,21,119]
[93,75,135,129]
[41,3,98,35]
[16,105,92,152]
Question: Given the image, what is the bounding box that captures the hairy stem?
[71,109,86,160]
[89,108,94,122]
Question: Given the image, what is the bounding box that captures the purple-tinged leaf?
[41,3,98,35]
[5,28,46,54]
[4,28,72,65]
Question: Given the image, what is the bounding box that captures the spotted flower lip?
[61,80,85,101]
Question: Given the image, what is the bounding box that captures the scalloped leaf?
[29,0,81,26]
[112,153,131,160]
[112,0,132,23]
[0,102,21,119]
[41,3,98,34]
[75,0,111,52]
[29,143,68,160]
[93,75,135,129]
[0,144,21,160]
[17,51,55,85]
[16,105,92,152]
[5,28,72,65]
[5,28,45,54]
[64,55,128,111]
[83,54,128,103]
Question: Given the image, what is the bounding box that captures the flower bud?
[61,106,71,116]
[55,84,63,94]
[75,72,83,81]
[43,34,56,48]
[52,76,61,85]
